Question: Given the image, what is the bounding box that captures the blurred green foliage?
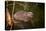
[5,1,45,28]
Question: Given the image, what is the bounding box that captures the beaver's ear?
[29,12,33,16]
[28,12,33,18]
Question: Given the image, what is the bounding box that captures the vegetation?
[5,1,44,28]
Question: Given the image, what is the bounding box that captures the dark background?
[5,1,45,30]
